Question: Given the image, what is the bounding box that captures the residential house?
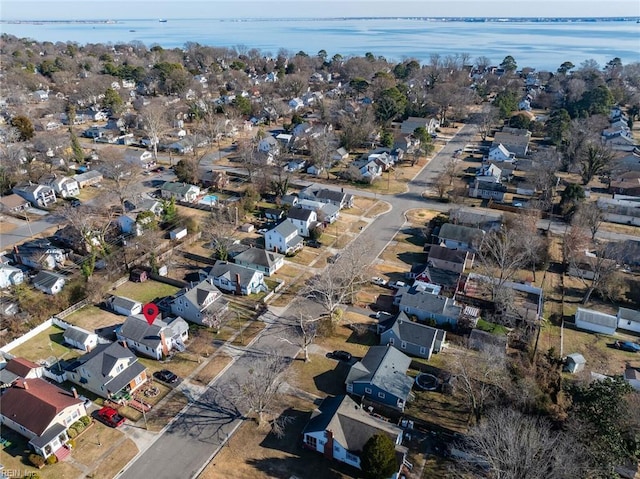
[160,181,201,203]
[133,198,164,216]
[564,353,586,374]
[617,307,640,334]
[32,89,49,102]
[352,157,383,180]
[315,189,354,209]
[265,220,304,255]
[427,245,471,274]
[2,358,44,382]
[281,194,299,207]
[380,312,446,360]
[319,202,340,224]
[13,183,57,208]
[400,117,439,135]
[169,278,229,326]
[345,345,414,411]
[287,207,317,237]
[492,127,531,157]
[116,314,189,360]
[264,208,285,222]
[285,158,306,172]
[41,175,80,198]
[302,395,406,472]
[117,214,143,237]
[0,263,25,289]
[0,298,19,317]
[394,135,420,154]
[73,170,103,188]
[332,147,349,162]
[0,378,86,460]
[65,342,148,400]
[257,136,279,154]
[202,261,268,295]
[106,295,143,316]
[567,250,618,281]
[475,163,502,183]
[233,247,285,276]
[395,286,462,326]
[574,307,618,335]
[0,194,30,213]
[63,326,98,352]
[468,179,507,201]
[124,148,155,168]
[13,242,66,270]
[468,329,508,353]
[306,164,324,176]
[449,207,502,231]
[207,171,229,190]
[288,97,304,111]
[487,144,516,162]
[33,271,66,295]
[437,223,485,252]
[609,171,640,196]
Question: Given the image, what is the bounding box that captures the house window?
[306,435,317,449]
[378,392,385,399]
[346,452,359,463]
[401,341,407,349]
[389,338,394,345]
[420,347,427,355]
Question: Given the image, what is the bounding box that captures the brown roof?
[0,378,82,436]
[5,357,41,377]
[0,194,29,208]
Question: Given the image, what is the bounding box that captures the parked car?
[96,406,125,428]
[327,253,341,264]
[328,350,352,361]
[614,341,640,353]
[154,369,179,383]
[371,277,387,286]
[389,280,407,289]
[375,311,393,319]
[305,240,322,248]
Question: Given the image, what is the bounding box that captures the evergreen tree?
[360,434,398,479]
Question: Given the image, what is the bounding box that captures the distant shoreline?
[2,16,639,25]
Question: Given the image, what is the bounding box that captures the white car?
[389,280,406,289]
[371,277,387,286]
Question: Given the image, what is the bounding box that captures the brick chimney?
[23,380,29,390]
[71,387,78,398]
[235,273,242,295]
[324,430,334,459]
[160,330,169,356]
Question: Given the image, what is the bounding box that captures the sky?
[2,0,639,21]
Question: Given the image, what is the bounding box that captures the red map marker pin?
[142,303,159,325]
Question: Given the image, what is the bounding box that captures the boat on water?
[159,19,168,23]
[129,29,136,32]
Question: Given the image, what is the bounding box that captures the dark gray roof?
[32,271,65,289]
[209,261,260,286]
[303,395,402,452]
[388,312,439,349]
[315,189,346,203]
[118,314,165,349]
[108,295,141,312]
[63,325,96,345]
[346,345,413,401]
[234,247,283,269]
[398,287,461,318]
[272,220,298,237]
[428,245,467,264]
[287,207,314,221]
[438,223,485,246]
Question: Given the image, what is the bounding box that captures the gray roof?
[287,207,314,221]
[315,189,347,204]
[161,181,198,196]
[398,287,461,318]
[176,279,226,312]
[73,170,103,183]
[618,307,640,323]
[428,245,467,265]
[575,308,618,329]
[566,353,586,365]
[234,247,284,269]
[165,316,189,337]
[209,261,260,286]
[108,295,142,312]
[320,202,340,217]
[438,223,485,246]
[67,342,146,395]
[303,395,402,451]
[272,220,298,237]
[346,345,413,402]
[63,325,96,345]
[32,271,65,289]
[118,314,165,350]
[387,312,440,349]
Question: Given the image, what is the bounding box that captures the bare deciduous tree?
[279,308,319,362]
[455,407,586,479]
[201,208,239,261]
[96,146,144,213]
[139,102,169,161]
[572,201,604,241]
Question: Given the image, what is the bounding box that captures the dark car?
[614,341,640,353]
[328,350,352,361]
[154,369,179,383]
[305,240,322,248]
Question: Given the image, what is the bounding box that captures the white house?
[124,148,155,168]
[286,207,317,237]
[160,182,201,203]
[302,395,405,473]
[117,215,143,237]
[32,271,66,295]
[288,98,304,111]
[63,325,98,352]
[487,143,516,162]
[265,221,304,255]
[116,314,189,360]
[476,163,502,183]
[617,307,640,334]
[0,263,24,289]
[13,183,57,208]
[574,307,618,335]
[32,90,49,102]
[203,261,268,295]
[258,136,279,154]
[42,175,80,198]
[169,278,229,326]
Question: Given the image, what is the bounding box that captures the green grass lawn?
[113,280,180,304]
[9,325,78,363]
[475,319,508,336]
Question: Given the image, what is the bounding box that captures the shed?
[107,295,143,316]
[130,269,148,282]
[563,353,586,374]
[574,308,617,335]
[240,223,254,233]
[63,325,99,352]
[170,227,187,241]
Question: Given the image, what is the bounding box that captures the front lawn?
[113,280,180,304]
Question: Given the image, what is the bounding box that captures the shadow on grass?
[313,363,350,396]
[49,330,66,346]
[346,326,377,347]
[397,251,427,266]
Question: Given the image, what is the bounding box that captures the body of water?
[1,18,639,70]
